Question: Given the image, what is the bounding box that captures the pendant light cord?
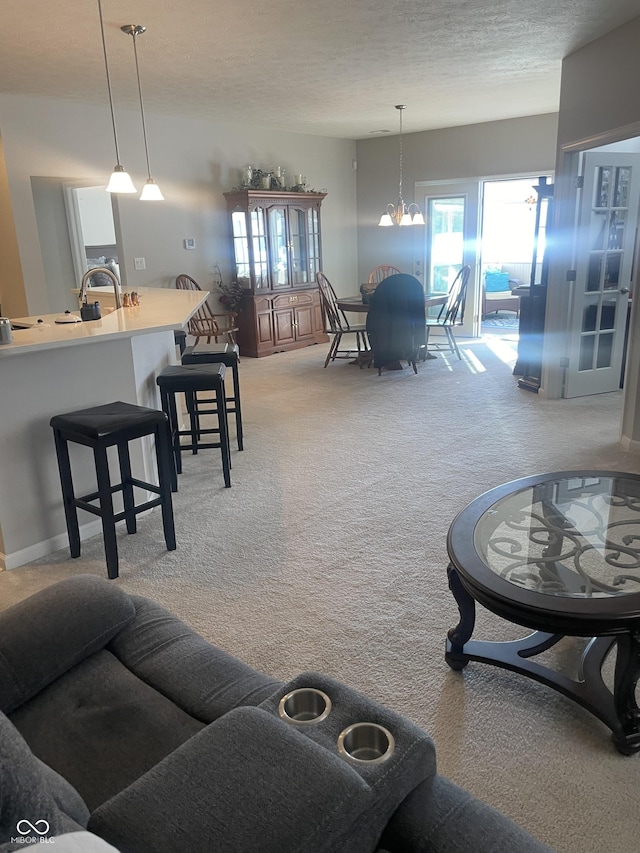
[398,106,404,203]
[97,0,121,166]
[131,32,152,179]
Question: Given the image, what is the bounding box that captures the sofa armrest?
[379,775,556,853]
[90,699,435,853]
[0,576,135,714]
[90,706,375,853]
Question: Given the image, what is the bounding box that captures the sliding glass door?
[419,181,480,336]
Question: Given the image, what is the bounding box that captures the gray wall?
[547,13,640,437]
[355,113,559,283]
[0,94,358,314]
[557,17,640,149]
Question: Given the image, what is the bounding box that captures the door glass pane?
[582,304,597,333]
[596,333,613,368]
[607,210,625,249]
[604,253,621,288]
[600,301,616,330]
[586,256,602,291]
[579,335,595,371]
[614,168,630,207]
[268,207,288,288]
[596,167,611,207]
[428,196,464,293]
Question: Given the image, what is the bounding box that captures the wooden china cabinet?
[223,189,329,357]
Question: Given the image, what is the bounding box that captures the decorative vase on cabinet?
[223,189,329,357]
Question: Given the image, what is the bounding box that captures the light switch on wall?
[134,257,146,270]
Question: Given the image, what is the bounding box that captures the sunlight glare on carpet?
[460,349,486,373]
[484,336,519,366]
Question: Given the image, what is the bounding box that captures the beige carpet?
[2,334,640,853]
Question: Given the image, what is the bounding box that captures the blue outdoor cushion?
[485,272,510,292]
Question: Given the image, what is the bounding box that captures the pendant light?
[96,0,136,193]
[378,105,424,227]
[122,25,164,200]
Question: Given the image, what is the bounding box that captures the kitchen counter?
[0,286,207,571]
[3,286,205,356]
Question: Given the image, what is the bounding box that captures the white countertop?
[2,286,207,356]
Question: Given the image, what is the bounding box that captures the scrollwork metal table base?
[445,563,640,755]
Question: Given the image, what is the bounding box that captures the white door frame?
[541,121,640,403]
[62,180,121,285]
[416,179,481,337]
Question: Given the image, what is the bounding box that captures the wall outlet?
[134,257,146,270]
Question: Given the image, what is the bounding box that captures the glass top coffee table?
[445,470,640,755]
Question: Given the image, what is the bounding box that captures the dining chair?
[316,272,370,368]
[368,265,402,284]
[175,274,239,347]
[422,265,471,360]
[365,274,426,375]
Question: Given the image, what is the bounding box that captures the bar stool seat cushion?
[50,401,167,439]
[182,343,239,367]
[156,363,225,392]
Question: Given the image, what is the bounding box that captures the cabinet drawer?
[272,291,314,310]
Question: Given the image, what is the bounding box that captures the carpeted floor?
[2,335,639,853]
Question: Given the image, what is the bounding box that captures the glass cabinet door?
[307,208,321,281]
[268,207,289,288]
[250,208,268,289]
[231,207,269,289]
[289,206,309,285]
[231,211,250,287]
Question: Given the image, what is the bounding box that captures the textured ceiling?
[1,0,639,139]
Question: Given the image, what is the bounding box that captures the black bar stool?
[181,343,243,451]
[174,329,187,356]
[50,401,176,580]
[156,363,231,488]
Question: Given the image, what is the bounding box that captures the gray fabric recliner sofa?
[0,575,554,853]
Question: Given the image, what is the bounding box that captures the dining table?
[335,292,448,314]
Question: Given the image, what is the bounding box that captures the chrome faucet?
[78,266,122,309]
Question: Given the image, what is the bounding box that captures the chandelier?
[378,105,424,227]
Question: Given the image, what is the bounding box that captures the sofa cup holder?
[278,687,332,725]
[337,722,395,765]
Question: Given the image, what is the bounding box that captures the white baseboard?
[619,434,640,452]
[0,519,103,571]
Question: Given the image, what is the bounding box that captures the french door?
[420,181,480,336]
[564,153,640,398]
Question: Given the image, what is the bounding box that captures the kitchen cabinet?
[223,189,329,357]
